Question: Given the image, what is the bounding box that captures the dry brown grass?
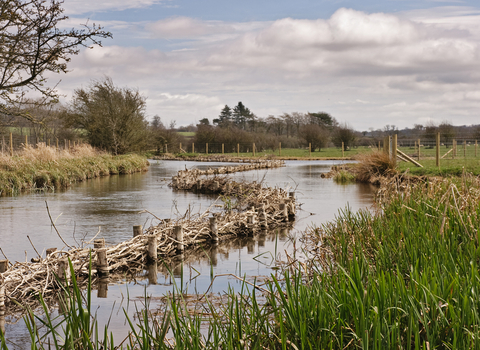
[354,151,397,183]
[17,142,102,161]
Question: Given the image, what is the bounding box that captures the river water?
[0,160,375,347]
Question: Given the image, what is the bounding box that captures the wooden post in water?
[237,143,239,157]
[0,261,8,273]
[209,216,219,242]
[57,259,70,283]
[147,262,158,285]
[9,133,13,156]
[96,248,109,277]
[342,142,344,158]
[94,239,105,249]
[435,132,440,168]
[147,235,157,263]
[133,225,143,237]
[279,142,281,156]
[174,225,184,253]
[46,248,57,256]
[279,203,288,222]
[258,206,267,229]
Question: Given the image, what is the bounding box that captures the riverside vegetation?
[0,144,149,196]
[2,154,480,348]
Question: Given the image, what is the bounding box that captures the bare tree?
[66,78,148,154]
[0,0,110,124]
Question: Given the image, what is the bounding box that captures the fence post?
[342,142,344,158]
[436,132,440,167]
[9,133,13,156]
[179,142,182,153]
[25,135,28,147]
[383,136,388,155]
[56,138,59,150]
[206,143,208,155]
[222,143,224,154]
[464,140,466,158]
[237,143,239,157]
[279,142,281,156]
[392,134,397,166]
[192,142,195,153]
[253,143,255,157]
[309,143,311,157]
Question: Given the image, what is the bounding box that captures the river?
[0,159,375,348]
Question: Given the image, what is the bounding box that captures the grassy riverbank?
[0,144,149,195]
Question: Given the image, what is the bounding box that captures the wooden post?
[206,143,208,155]
[147,261,158,285]
[279,203,288,222]
[64,139,67,150]
[417,139,421,160]
[222,143,224,154]
[96,248,109,276]
[476,140,478,157]
[392,134,397,166]
[133,225,143,237]
[68,140,71,149]
[56,138,59,150]
[453,139,456,159]
[209,216,219,242]
[342,142,344,158]
[253,143,255,157]
[25,135,28,147]
[174,225,184,252]
[383,136,389,155]
[147,235,157,262]
[436,132,440,167]
[279,142,281,156]
[9,133,13,156]
[192,142,195,153]
[464,140,466,158]
[0,260,8,273]
[94,239,105,249]
[48,139,50,147]
[46,248,57,256]
[179,142,182,153]
[237,143,239,157]
[57,259,70,283]
[309,143,311,157]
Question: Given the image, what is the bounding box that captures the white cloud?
[51,7,480,129]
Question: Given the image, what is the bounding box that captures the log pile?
[0,160,295,316]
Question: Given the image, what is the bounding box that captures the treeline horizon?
[2,95,480,155]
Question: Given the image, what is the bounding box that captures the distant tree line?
[194,102,357,152]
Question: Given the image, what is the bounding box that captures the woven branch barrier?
[0,159,295,317]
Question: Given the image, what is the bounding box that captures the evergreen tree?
[213,105,232,127]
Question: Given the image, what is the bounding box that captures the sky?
[50,0,480,131]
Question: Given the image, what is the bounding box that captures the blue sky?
[54,0,480,130]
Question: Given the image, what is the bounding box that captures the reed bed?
[0,160,296,318]
[0,144,149,195]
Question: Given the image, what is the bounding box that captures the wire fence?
[0,133,80,155]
